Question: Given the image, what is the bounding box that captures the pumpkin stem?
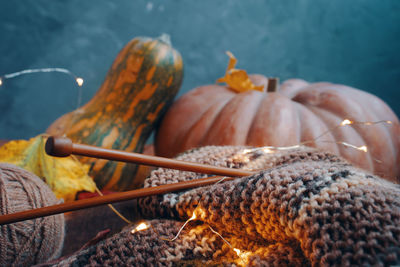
[267,77,279,92]
[158,33,172,46]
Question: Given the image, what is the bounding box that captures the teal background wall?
[0,0,399,140]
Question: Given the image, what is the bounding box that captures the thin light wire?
[95,187,133,225]
[241,119,393,156]
[208,225,234,250]
[306,119,392,143]
[208,225,247,266]
[162,212,197,242]
[2,67,80,81]
[0,67,84,112]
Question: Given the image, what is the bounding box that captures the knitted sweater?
[50,146,400,266]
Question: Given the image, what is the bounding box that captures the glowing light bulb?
[233,248,241,256]
[358,145,368,152]
[262,147,274,153]
[242,149,252,154]
[0,68,84,90]
[189,212,197,221]
[131,221,150,234]
[76,77,84,86]
[341,119,353,126]
[233,248,251,266]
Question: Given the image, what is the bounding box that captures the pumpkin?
[155,54,400,183]
[47,34,183,190]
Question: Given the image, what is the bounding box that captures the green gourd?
[47,34,183,190]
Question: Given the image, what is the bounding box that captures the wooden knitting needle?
[45,136,254,177]
[0,175,237,225]
[0,137,255,225]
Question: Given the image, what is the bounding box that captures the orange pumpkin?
[155,74,400,183]
[47,35,183,190]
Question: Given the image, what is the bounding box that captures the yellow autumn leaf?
[0,135,96,202]
[217,51,265,93]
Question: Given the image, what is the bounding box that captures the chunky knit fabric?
[51,146,400,266]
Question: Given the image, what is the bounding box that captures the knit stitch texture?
[51,146,400,266]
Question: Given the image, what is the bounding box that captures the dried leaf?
[217,51,264,93]
[0,135,96,201]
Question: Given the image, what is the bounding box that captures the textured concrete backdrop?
[0,0,399,140]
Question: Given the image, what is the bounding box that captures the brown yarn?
[0,163,65,266]
[50,146,400,266]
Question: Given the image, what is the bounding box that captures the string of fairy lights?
[1,68,396,265]
[0,68,83,87]
[0,68,85,116]
[240,119,393,157]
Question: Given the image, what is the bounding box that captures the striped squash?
[47,34,183,190]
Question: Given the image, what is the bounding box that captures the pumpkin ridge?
[245,92,270,145]
[183,90,236,150]
[292,103,303,145]
[186,96,235,150]
[280,79,310,98]
[292,102,339,155]
[246,94,300,147]
[155,86,235,157]
[203,91,265,146]
[297,103,341,154]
